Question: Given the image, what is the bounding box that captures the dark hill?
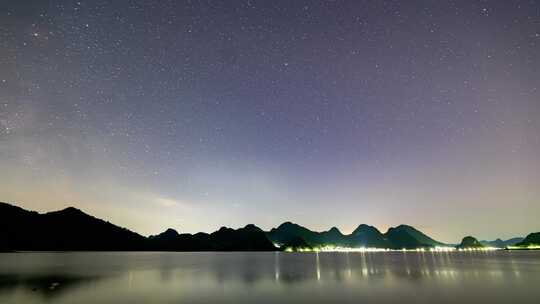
[480,237,523,248]
[0,202,146,251]
[0,202,277,251]
[385,225,445,248]
[208,225,277,251]
[148,225,276,251]
[281,236,312,251]
[266,222,318,244]
[514,232,540,247]
[320,227,346,244]
[266,222,349,247]
[350,224,390,248]
[267,222,446,249]
[456,236,484,249]
[385,228,428,249]
[148,228,184,250]
[384,225,446,249]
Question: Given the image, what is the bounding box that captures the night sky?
[1,1,539,242]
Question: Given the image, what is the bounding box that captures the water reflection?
[274,252,279,281]
[0,273,103,300]
[0,251,538,304]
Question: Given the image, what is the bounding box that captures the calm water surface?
[0,251,539,303]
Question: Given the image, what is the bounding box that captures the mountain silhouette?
[266,222,350,247]
[514,232,540,247]
[149,225,277,251]
[3,202,532,252]
[456,236,485,249]
[206,225,277,251]
[385,227,427,249]
[384,225,446,249]
[281,236,313,251]
[0,202,276,251]
[480,237,523,248]
[320,227,347,244]
[267,222,447,249]
[0,202,146,251]
[350,224,390,248]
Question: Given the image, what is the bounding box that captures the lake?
[0,251,539,303]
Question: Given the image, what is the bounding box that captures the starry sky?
[1,0,539,242]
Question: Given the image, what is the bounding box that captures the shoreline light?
[507,245,540,250]
[282,245,503,253]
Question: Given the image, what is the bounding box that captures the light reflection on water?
[0,251,539,303]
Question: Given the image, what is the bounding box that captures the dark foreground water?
[0,251,539,303]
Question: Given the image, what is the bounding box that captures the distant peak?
[387,224,417,233]
[456,236,484,248]
[277,221,301,229]
[59,206,85,215]
[150,228,180,239]
[353,224,379,234]
[218,226,231,232]
[244,224,260,230]
[0,202,26,211]
[328,227,341,233]
[395,224,414,230]
[354,224,373,229]
[164,228,179,235]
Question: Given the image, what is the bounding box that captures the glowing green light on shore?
[507,245,540,250]
[281,245,502,253]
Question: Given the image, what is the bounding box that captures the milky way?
[1,1,539,242]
